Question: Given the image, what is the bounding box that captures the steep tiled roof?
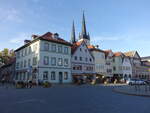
[71,41,83,54]
[113,52,124,57]
[15,32,72,52]
[87,45,105,53]
[39,32,72,46]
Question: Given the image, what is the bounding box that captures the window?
[73,67,76,70]
[16,52,20,58]
[113,58,115,62]
[43,71,48,80]
[25,48,27,56]
[23,72,26,80]
[80,48,82,51]
[64,72,68,80]
[58,58,63,66]
[27,72,30,80]
[21,61,23,68]
[89,58,92,62]
[44,56,49,65]
[58,46,62,53]
[16,62,19,69]
[21,50,23,57]
[51,57,56,66]
[51,44,56,52]
[74,56,77,60]
[33,44,37,52]
[51,71,55,80]
[28,46,31,54]
[28,59,31,67]
[64,59,69,67]
[33,57,37,65]
[85,57,88,62]
[24,60,27,68]
[44,43,49,51]
[64,47,68,54]
[113,66,116,71]
[15,72,19,80]
[79,66,82,70]
[80,57,82,61]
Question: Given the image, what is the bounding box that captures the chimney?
[31,35,38,40]
[95,45,99,48]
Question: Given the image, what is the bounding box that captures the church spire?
[81,11,87,36]
[71,20,76,43]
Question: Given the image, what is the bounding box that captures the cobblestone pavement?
[0,85,150,113]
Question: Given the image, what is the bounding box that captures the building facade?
[0,58,15,82]
[15,32,72,83]
[104,50,114,78]
[70,12,95,82]
[113,52,132,79]
[71,41,95,79]
[89,46,106,77]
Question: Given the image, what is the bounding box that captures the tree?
[0,48,15,64]
[3,48,9,56]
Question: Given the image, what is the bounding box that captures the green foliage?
[0,48,15,64]
[43,81,52,88]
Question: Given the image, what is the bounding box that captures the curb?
[112,88,150,98]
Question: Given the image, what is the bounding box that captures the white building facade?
[122,57,132,79]
[71,41,95,77]
[15,32,72,83]
[104,50,114,78]
[89,46,106,77]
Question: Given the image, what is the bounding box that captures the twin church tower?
[71,12,91,46]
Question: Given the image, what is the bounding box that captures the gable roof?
[124,51,141,59]
[15,32,72,52]
[71,41,83,54]
[87,45,105,53]
[113,52,125,57]
[103,50,113,57]
[71,40,94,59]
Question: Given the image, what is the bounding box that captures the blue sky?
[0,0,150,57]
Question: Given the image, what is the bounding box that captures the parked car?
[126,79,146,85]
[144,80,150,85]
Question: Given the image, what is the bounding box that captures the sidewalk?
[113,85,150,97]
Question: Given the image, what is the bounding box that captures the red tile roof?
[39,32,72,46]
[103,50,112,56]
[87,45,105,53]
[71,41,83,54]
[15,32,72,52]
[113,52,122,57]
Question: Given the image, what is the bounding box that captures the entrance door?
[59,72,63,83]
